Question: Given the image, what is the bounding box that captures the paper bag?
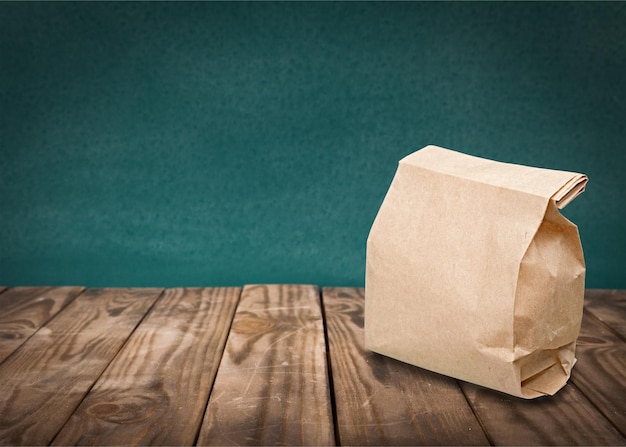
[365,145,588,398]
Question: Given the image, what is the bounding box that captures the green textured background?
[1,2,625,288]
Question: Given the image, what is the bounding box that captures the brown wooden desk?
[0,286,624,445]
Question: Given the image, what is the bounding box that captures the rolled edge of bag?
[553,174,588,209]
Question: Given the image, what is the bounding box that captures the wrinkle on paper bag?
[365,145,587,399]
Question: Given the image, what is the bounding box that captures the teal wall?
[1,2,625,288]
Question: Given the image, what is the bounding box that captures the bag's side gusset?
[513,177,587,398]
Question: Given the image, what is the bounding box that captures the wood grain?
[570,311,626,438]
[0,286,623,446]
[0,288,162,446]
[52,287,240,446]
[323,287,488,446]
[584,289,626,340]
[0,286,84,364]
[197,284,334,446]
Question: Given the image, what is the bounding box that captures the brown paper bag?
[365,145,588,398]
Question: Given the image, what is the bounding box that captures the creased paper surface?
[365,145,587,398]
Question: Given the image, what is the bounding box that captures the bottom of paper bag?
[516,342,576,398]
[366,338,576,399]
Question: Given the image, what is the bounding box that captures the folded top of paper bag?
[403,146,588,208]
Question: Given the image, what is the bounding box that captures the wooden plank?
[584,289,626,340]
[323,287,488,446]
[52,287,240,446]
[570,311,626,438]
[0,286,84,364]
[0,288,162,446]
[462,381,625,445]
[197,284,334,446]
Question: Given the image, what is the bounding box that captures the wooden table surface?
[0,285,624,446]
